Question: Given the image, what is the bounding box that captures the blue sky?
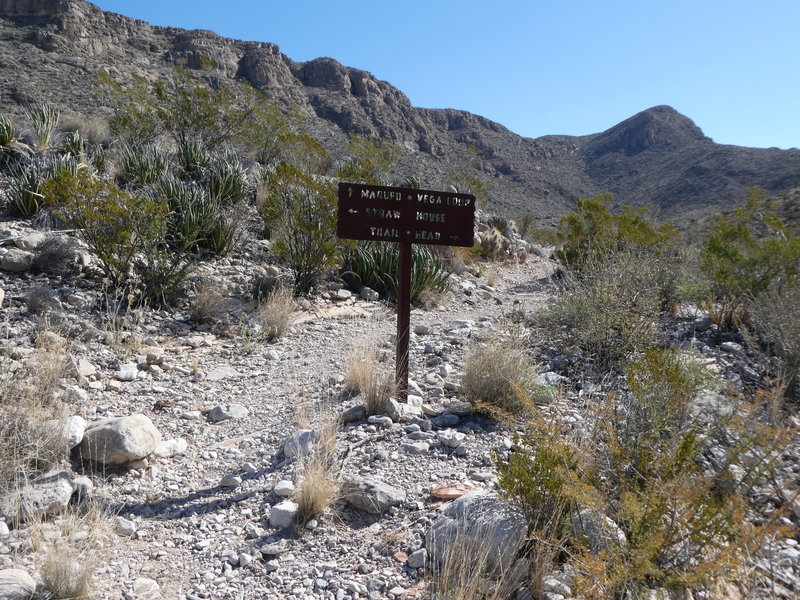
[92,1,799,149]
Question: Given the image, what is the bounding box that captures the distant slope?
[1,0,799,223]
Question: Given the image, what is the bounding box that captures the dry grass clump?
[344,342,394,415]
[37,502,114,599]
[0,332,71,494]
[190,280,227,324]
[257,288,294,340]
[485,268,500,287]
[293,396,340,525]
[461,338,544,416]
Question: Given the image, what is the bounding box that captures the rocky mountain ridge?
[2,0,799,222]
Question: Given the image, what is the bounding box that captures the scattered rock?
[3,470,76,522]
[426,491,526,574]
[568,509,627,553]
[207,403,249,423]
[341,476,407,514]
[78,414,162,465]
[274,480,295,497]
[283,429,318,458]
[0,568,36,600]
[270,500,298,528]
[0,249,33,273]
[114,362,139,381]
[152,437,188,458]
[341,405,367,423]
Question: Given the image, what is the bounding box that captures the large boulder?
[0,568,36,600]
[341,476,406,514]
[78,414,162,465]
[2,471,77,523]
[426,491,526,574]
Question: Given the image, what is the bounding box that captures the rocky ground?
[0,213,564,600]
[2,213,800,600]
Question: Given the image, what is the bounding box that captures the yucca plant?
[203,152,248,204]
[0,114,32,167]
[343,241,452,303]
[175,138,210,180]
[119,144,169,186]
[61,130,86,158]
[24,103,60,155]
[8,155,81,217]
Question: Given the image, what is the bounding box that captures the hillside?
[1,0,800,222]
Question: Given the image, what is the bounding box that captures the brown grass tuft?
[344,342,394,415]
[257,288,294,340]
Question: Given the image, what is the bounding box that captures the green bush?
[555,194,677,271]
[44,170,192,304]
[750,283,800,400]
[701,188,800,328]
[343,241,451,303]
[258,163,339,294]
[497,348,784,598]
[536,247,678,374]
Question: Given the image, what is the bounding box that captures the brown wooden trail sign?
[337,182,476,402]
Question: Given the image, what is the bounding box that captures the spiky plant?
[119,144,169,186]
[24,103,60,154]
[203,151,248,204]
[0,114,32,167]
[8,155,81,217]
[175,138,210,180]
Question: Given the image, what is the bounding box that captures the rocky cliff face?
[2,0,799,222]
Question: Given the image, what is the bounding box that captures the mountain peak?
[585,105,708,158]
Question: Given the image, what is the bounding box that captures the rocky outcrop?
[2,0,800,222]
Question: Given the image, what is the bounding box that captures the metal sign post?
[337,182,476,401]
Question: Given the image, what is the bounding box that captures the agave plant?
[119,144,169,186]
[175,138,210,180]
[343,241,452,303]
[0,114,32,167]
[203,151,248,204]
[8,155,82,217]
[24,103,60,154]
[61,130,86,158]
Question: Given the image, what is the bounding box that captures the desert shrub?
[31,236,78,276]
[497,348,785,598]
[443,144,492,207]
[335,135,402,185]
[0,114,32,167]
[118,143,169,186]
[258,163,339,294]
[0,338,70,493]
[536,247,678,374]
[190,280,227,324]
[343,241,452,303]
[44,170,192,304]
[256,288,294,340]
[555,194,677,271]
[24,102,60,155]
[701,188,800,329]
[58,114,111,147]
[750,283,800,400]
[461,338,546,415]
